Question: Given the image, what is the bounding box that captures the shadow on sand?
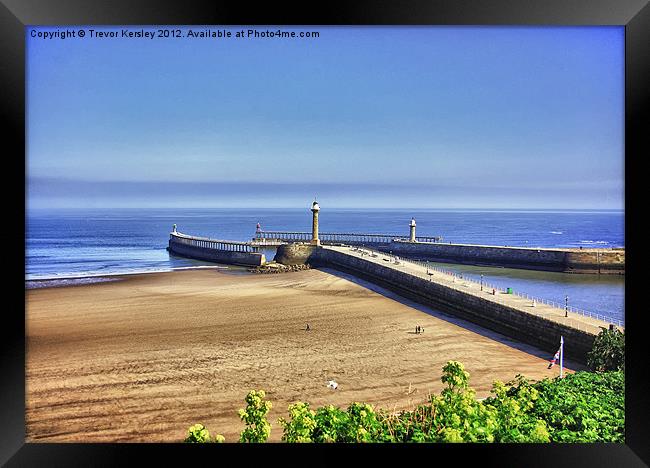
[317,267,586,372]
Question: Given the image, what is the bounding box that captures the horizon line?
[26,206,625,212]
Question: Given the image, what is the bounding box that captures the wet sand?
[26,268,580,442]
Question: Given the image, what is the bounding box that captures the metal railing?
[254,230,443,244]
[342,245,624,331]
[170,232,260,253]
[392,236,444,243]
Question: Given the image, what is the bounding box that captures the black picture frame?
[2,0,647,465]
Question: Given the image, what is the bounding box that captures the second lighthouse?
[311,200,321,246]
[409,218,416,242]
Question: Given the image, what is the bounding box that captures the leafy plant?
[184,423,225,443]
[341,402,382,442]
[312,405,349,442]
[425,361,499,442]
[278,402,317,442]
[587,327,625,372]
[239,390,272,443]
[485,376,549,443]
[527,371,624,442]
[185,423,211,443]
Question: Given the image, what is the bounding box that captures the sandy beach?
[26,268,581,442]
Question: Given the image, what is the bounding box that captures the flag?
[548,348,561,369]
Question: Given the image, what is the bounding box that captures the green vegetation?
[587,326,625,372]
[238,389,273,442]
[514,370,624,442]
[184,423,225,443]
[185,361,624,443]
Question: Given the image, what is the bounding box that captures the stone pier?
[275,243,622,363]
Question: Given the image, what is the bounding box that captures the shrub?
[341,402,382,442]
[527,371,624,442]
[185,423,211,443]
[239,390,272,442]
[278,402,317,442]
[485,376,549,443]
[312,405,349,442]
[425,361,499,442]
[587,327,625,372]
[184,423,225,443]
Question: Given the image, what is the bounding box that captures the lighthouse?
[409,218,416,242]
[311,200,321,246]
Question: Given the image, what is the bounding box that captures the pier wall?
[382,241,625,274]
[168,238,266,267]
[307,247,596,363]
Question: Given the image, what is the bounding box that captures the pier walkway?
[324,245,623,335]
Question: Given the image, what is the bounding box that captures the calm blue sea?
[26,208,625,322]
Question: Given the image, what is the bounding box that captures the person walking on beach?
[306,323,310,331]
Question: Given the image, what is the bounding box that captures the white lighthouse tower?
[311,200,321,246]
[409,218,416,242]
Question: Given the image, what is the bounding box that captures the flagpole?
[560,336,564,378]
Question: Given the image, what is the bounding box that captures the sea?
[26,208,625,323]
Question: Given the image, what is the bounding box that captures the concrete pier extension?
[385,241,625,275]
[168,232,266,267]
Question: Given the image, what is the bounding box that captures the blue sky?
[27,26,624,210]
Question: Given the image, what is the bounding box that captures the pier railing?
[345,245,624,331]
[170,232,260,253]
[254,231,443,244]
[393,236,444,243]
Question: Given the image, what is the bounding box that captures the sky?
[26,26,624,210]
